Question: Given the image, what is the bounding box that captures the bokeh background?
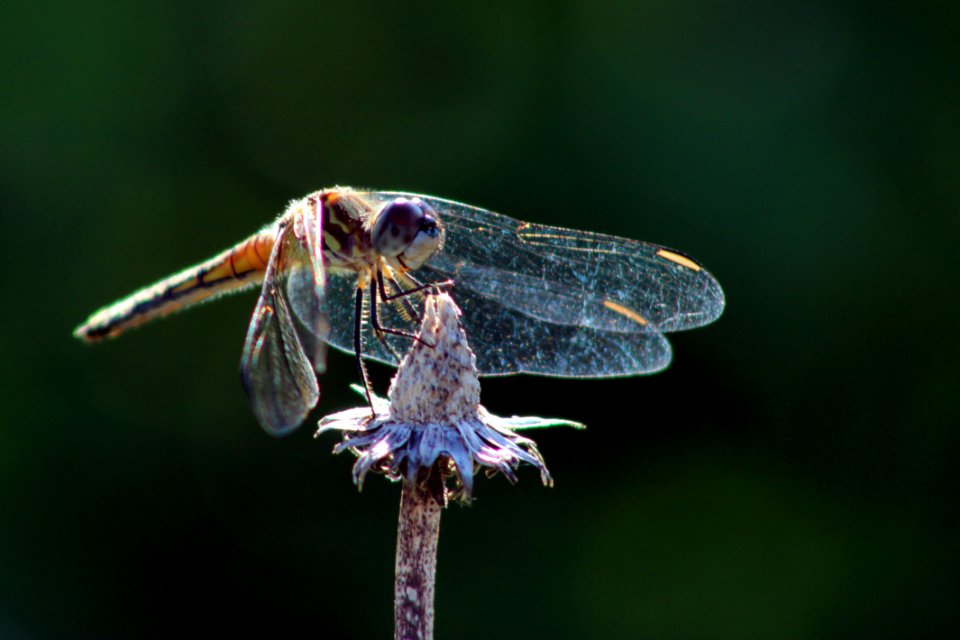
[2,1,958,638]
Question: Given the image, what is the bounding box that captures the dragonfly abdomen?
[75,229,276,342]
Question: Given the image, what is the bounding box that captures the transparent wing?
[285,202,330,370]
[328,191,723,377]
[402,193,724,332]
[321,268,671,377]
[240,219,330,435]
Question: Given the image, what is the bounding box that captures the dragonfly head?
[372,197,442,271]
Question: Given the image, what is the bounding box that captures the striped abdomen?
[74,228,277,342]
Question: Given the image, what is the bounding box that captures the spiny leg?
[353,286,376,417]
[372,268,453,348]
[381,269,453,327]
[353,270,455,416]
[368,283,405,364]
[370,274,431,349]
[382,272,423,327]
[378,268,453,304]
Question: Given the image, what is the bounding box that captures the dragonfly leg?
[379,270,453,303]
[373,270,449,348]
[384,273,423,326]
[384,272,453,324]
[367,285,405,363]
[354,286,376,417]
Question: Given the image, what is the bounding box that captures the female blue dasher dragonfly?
[75,187,725,435]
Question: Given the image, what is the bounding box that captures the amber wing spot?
[602,299,648,326]
[656,249,702,271]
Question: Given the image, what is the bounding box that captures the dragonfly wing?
[411,194,725,333]
[320,264,672,377]
[327,191,723,378]
[426,278,672,377]
[283,207,331,374]
[240,222,327,435]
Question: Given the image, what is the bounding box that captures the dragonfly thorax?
[315,191,378,272]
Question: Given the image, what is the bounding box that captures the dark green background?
[2,1,957,638]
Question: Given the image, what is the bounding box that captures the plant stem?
[394,478,441,640]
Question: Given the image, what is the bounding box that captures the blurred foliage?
[1,1,958,638]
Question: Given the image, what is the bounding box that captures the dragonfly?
[75,187,725,435]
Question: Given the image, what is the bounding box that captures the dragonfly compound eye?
[373,199,423,257]
[373,198,442,270]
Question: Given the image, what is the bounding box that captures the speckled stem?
[394,480,441,640]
